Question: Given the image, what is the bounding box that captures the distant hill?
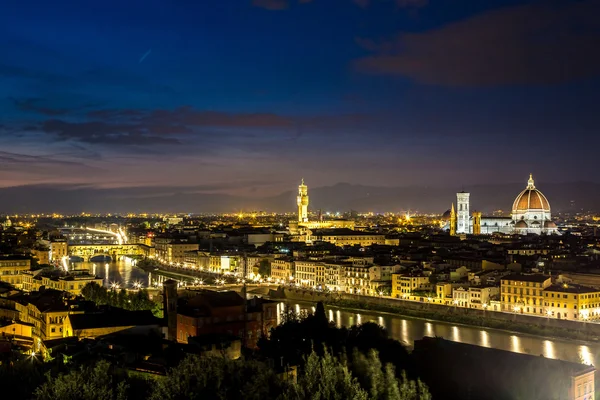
[0,181,597,214]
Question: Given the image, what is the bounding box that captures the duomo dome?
[511,174,557,234]
[512,174,550,213]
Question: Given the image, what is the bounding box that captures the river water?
[69,258,149,288]
[74,259,600,367]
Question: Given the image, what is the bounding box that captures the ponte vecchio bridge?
[68,244,153,261]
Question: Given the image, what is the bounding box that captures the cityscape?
[2,0,600,399]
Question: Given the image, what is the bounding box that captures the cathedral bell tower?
[297,179,309,223]
[450,203,457,236]
[456,191,470,234]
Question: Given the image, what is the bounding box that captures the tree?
[258,259,271,277]
[149,355,287,400]
[81,282,160,314]
[351,349,431,400]
[289,348,368,400]
[34,360,129,400]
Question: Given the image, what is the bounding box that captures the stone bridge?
[68,244,153,261]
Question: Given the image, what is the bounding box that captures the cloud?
[355,0,600,86]
[40,120,182,146]
[253,0,289,10]
[11,98,70,116]
[88,107,293,128]
[0,150,103,179]
[353,0,427,8]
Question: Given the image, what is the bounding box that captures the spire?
[301,178,305,186]
[527,174,535,189]
[451,203,455,213]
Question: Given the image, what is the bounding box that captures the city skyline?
[0,177,599,214]
[2,0,600,203]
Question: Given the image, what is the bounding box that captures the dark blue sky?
[2,0,599,197]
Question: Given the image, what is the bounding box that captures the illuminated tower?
[472,211,482,235]
[449,203,457,236]
[456,191,470,234]
[297,179,309,223]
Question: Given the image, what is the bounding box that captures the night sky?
[2,0,600,200]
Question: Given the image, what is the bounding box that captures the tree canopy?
[81,282,161,316]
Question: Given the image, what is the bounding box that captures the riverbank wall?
[270,287,600,341]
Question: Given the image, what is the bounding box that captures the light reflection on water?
[282,302,600,367]
[71,259,147,288]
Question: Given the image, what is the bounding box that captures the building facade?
[392,273,431,298]
[543,283,600,321]
[0,257,31,289]
[501,273,552,315]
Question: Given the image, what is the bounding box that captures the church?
[444,175,558,235]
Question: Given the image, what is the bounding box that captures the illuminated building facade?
[392,273,431,298]
[50,240,68,262]
[500,274,551,315]
[271,258,294,282]
[0,256,31,289]
[308,229,386,247]
[543,284,600,321]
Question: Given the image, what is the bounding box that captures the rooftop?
[501,273,550,283]
[544,283,600,294]
[310,229,384,236]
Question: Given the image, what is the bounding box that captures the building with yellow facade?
[342,263,371,295]
[0,256,31,289]
[543,283,600,321]
[31,248,50,266]
[392,273,431,298]
[294,260,324,288]
[22,269,103,296]
[154,237,199,264]
[309,229,386,247]
[50,240,68,262]
[271,258,294,282]
[500,273,551,315]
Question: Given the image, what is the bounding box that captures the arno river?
[72,258,600,367]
